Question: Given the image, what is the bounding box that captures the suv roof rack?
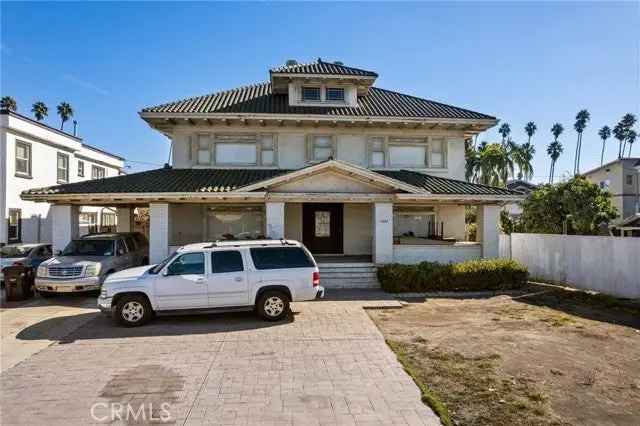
[202,239,298,249]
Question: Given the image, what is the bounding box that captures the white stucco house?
[1,109,124,245]
[21,59,522,286]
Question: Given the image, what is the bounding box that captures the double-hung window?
[326,87,345,102]
[215,142,257,165]
[77,160,85,177]
[260,135,276,166]
[388,138,427,168]
[92,165,105,179]
[430,138,446,168]
[369,137,385,167]
[310,135,334,162]
[195,134,212,165]
[57,153,69,183]
[301,87,321,102]
[8,209,21,243]
[15,141,31,177]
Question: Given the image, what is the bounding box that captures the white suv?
[98,240,324,326]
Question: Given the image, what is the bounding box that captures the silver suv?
[35,232,149,296]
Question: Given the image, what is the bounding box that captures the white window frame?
[258,134,277,167]
[367,136,386,168]
[15,140,32,178]
[383,136,448,169]
[325,87,345,102]
[77,160,85,177]
[301,86,321,102]
[92,165,106,179]
[307,135,336,163]
[388,138,429,168]
[57,152,69,183]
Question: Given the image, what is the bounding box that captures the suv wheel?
[115,295,152,327]
[256,290,290,321]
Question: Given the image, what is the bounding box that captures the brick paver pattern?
[0,297,440,425]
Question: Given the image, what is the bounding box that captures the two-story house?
[21,59,521,284]
[1,109,124,245]
[583,158,640,222]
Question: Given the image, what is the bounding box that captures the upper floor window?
[196,134,211,165]
[309,135,335,162]
[626,174,634,186]
[15,141,32,177]
[260,135,275,166]
[92,165,106,179]
[301,87,321,102]
[326,87,345,102]
[368,137,385,167]
[216,142,258,165]
[57,153,69,183]
[77,160,85,177]
[430,138,445,168]
[192,134,276,166]
[387,137,447,169]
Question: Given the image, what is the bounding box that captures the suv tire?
[115,295,152,327]
[256,290,290,321]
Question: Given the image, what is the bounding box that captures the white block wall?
[477,205,501,258]
[51,205,79,254]
[116,207,133,232]
[266,202,285,239]
[149,203,169,264]
[373,202,393,264]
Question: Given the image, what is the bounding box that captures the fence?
[499,233,640,299]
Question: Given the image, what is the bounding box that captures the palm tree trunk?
[622,141,627,158]
[619,141,623,158]
[600,140,606,166]
[574,134,580,175]
[576,133,582,174]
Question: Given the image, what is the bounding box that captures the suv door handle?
[234,277,243,282]
[195,277,205,283]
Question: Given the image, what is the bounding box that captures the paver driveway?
[0,291,439,425]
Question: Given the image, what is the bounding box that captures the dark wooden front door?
[302,203,343,254]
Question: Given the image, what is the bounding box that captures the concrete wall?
[436,205,466,241]
[502,233,640,299]
[393,243,481,264]
[344,204,373,255]
[284,203,303,242]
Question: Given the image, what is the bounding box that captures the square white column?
[149,203,169,264]
[477,204,501,258]
[51,205,79,254]
[266,202,285,239]
[373,202,393,264]
[116,207,134,233]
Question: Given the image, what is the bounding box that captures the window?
[77,160,85,177]
[15,141,31,177]
[369,137,385,167]
[206,206,264,241]
[626,174,634,185]
[389,145,427,168]
[101,212,116,232]
[326,87,345,102]
[211,250,244,273]
[8,209,21,243]
[80,212,98,234]
[430,138,445,168]
[215,143,257,165]
[260,135,276,166]
[302,87,321,102]
[125,236,138,252]
[167,252,205,275]
[92,165,105,179]
[314,211,331,237]
[57,153,69,182]
[600,180,610,190]
[196,134,211,165]
[310,135,334,162]
[116,239,128,255]
[394,208,438,239]
[250,247,314,270]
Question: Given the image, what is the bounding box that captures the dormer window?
[326,88,345,102]
[302,87,321,102]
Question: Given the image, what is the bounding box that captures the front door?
[302,203,343,254]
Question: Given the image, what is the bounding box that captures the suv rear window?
[250,247,314,270]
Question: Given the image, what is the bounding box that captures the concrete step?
[317,263,380,288]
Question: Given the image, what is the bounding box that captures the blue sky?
[2,1,638,181]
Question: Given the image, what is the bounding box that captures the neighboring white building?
[1,109,124,245]
[22,59,522,279]
[582,158,640,222]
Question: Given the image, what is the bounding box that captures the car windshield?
[61,240,114,257]
[149,252,179,274]
[0,245,33,258]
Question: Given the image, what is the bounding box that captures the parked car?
[35,232,149,296]
[1,243,53,284]
[98,239,324,326]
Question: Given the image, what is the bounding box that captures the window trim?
[7,208,22,243]
[190,133,278,167]
[382,136,448,169]
[367,136,386,168]
[325,87,345,102]
[77,160,85,177]
[301,86,321,102]
[91,165,106,179]
[307,134,336,163]
[15,140,32,178]
[56,152,69,183]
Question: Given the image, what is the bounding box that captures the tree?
[1,96,17,111]
[547,123,564,183]
[613,121,627,159]
[31,101,48,121]
[57,102,73,130]
[598,125,611,166]
[524,121,537,145]
[572,109,590,175]
[498,123,511,146]
[512,142,535,180]
[621,113,637,157]
[519,177,617,235]
[627,130,637,157]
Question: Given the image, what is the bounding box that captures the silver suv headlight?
[85,264,102,277]
[37,265,47,277]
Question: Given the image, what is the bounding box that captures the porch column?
[116,207,134,233]
[266,202,285,239]
[373,202,393,264]
[149,203,169,264]
[477,204,501,258]
[51,204,79,254]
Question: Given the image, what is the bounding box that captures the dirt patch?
[369,285,640,426]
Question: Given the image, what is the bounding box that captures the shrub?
[377,258,528,293]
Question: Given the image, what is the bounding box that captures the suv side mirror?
[117,248,125,256]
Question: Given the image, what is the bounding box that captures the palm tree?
[56,102,73,130]
[573,109,590,174]
[498,123,511,146]
[512,142,535,180]
[31,101,48,121]
[627,130,637,157]
[598,125,611,165]
[524,121,537,144]
[620,113,637,157]
[547,141,563,183]
[1,96,17,111]
[613,122,627,158]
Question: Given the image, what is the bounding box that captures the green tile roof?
[376,170,517,195]
[269,59,378,77]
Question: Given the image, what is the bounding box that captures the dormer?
[270,58,378,108]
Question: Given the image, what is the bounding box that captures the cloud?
[63,73,110,96]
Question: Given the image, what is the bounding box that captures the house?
[21,59,522,284]
[1,109,124,245]
[582,158,640,221]
[504,179,539,217]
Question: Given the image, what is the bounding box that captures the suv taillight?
[312,271,320,287]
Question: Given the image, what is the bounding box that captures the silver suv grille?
[48,266,84,277]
